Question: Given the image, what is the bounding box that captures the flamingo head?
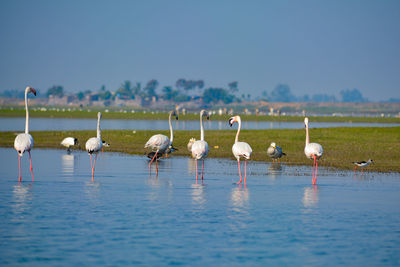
[304,117,309,127]
[200,110,209,120]
[228,115,240,127]
[170,110,178,120]
[270,142,276,148]
[26,86,37,96]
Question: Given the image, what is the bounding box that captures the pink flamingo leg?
[18,154,21,182]
[314,159,318,185]
[148,151,158,175]
[312,155,316,185]
[195,159,198,183]
[92,154,98,181]
[29,151,34,182]
[244,159,247,184]
[201,159,205,181]
[236,160,242,184]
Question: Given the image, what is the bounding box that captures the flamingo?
[61,137,79,153]
[191,110,209,182]
[267,142,286,163]
[14,86,36,182]
[229,115,252,184]
[304,117,323,185]
[145,110,178,174]
[85,112,103,180]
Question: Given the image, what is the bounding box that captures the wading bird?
[85,112,103,180]
[229,115,252,184]
[304,117,323,185]
[61,137,79,153]
[352,159,373,174]
[267,142,286,163]
[14,86,36,182]
[191,110,209,182]
[145,110,178,174]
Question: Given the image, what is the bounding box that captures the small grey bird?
[267,142,286,163]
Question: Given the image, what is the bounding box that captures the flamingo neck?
[96,115,101,140]
[24,88,29,134]
[235,118,241,143]
[200,112,205,141]
[305,123,310,146]
[169,112,173,143]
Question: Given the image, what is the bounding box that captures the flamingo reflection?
[302,186,319,208]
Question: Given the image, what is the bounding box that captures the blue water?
[1,117,399,131]
[0,148,399,266]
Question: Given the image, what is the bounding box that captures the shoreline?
[1,127,399,173]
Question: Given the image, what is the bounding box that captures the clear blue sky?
[0,0,399,101]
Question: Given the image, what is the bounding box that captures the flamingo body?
[192,140,209,160]
[14,133,34,156]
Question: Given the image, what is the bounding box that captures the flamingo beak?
[31,88,37,96]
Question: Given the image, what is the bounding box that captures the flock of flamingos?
[14,86,371,185]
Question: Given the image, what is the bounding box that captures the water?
[1,117,399,132]
[0,148,399,266]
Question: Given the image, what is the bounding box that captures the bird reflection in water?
[191,183,206,207]
[302,186,319,208]
[267,163,283,179]
[187,158,196,176]
[12,183,33,221]
[229,185,250,231]
[61,154,76,176]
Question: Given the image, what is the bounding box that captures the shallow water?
[0,148,399,266]
[1,117,399,131]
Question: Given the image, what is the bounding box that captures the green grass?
[2,127,399,172]
[1,108,400,123]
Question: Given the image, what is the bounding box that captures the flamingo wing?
[191,140,209,160]
[14,133,33,156]
[86,137,102,154]
[232,141,252,160]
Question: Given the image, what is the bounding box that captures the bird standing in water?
[267,142,286,163]
[352,159,373,174]
[304,117,323,185]
[14,86,36,182]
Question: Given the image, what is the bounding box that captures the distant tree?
[116,81,134,99]
[46,85,64,97]
[77,91,85,100]
[269,84,296,102]
[0,89,25,98]
[203,88,235,104]
[162,86,179,100]
[144,79,159,98]
[340,88,366,102]
[133,82,142,96]
[176,79,186,91]
[228,81,239,93]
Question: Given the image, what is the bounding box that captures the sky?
[0,0,399,101]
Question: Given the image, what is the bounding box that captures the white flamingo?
[229,115,252,184]
[14,86,36,182]
[85,112,103,180]
[191,110,209,182]
[61,137,79,152]
[145,110,178,174]
[304,117,323,185]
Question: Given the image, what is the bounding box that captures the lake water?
[1,117,399,131]
[0,148,399,266]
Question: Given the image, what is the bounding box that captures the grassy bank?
[1,108,400,123]
[1,127,399,172]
